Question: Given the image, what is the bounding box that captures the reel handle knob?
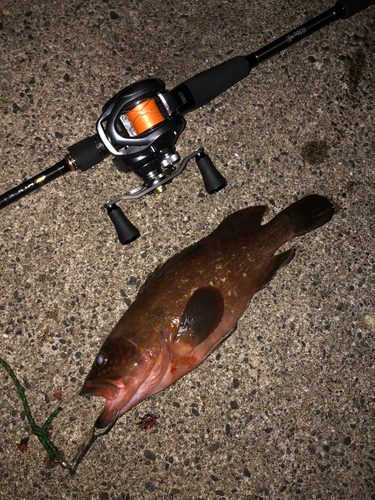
[106,204,140,245]
[196,152,227,194]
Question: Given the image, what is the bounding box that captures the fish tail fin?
[279,195,334,238]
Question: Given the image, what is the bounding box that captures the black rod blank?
[173,6,343,114]
[0,159,74,210]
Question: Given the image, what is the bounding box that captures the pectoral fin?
[173,287,224,355]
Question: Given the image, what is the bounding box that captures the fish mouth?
[94,398,120,429]
[80,378,128,429]
[79,378,122,400]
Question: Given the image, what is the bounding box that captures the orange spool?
[126,98,165,135]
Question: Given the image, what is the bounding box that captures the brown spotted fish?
[80,195,334,428]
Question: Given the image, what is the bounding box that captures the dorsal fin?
[137,205,267,298]
[205,205,267,242]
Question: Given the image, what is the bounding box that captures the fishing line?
[125,98,167,136]
[0,356,118,473]
[0,357,62,464]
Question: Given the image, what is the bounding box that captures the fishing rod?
[0,0,374,244]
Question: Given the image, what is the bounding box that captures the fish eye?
[95,353,108,366]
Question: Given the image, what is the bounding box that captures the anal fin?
[258,248,296,290]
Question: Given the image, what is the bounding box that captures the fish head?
[80,334,148,428]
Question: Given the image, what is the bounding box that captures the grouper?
[80,194,334,428]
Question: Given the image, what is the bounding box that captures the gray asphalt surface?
[1,1,374,499]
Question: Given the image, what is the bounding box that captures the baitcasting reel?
[0,74,228,245]
[97,78,226,244]
[1,0,374,244]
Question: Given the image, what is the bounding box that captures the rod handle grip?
[172,56,250,114]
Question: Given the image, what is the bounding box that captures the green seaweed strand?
[0,357,62,463]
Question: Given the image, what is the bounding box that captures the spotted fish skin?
[80,195,334,428]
